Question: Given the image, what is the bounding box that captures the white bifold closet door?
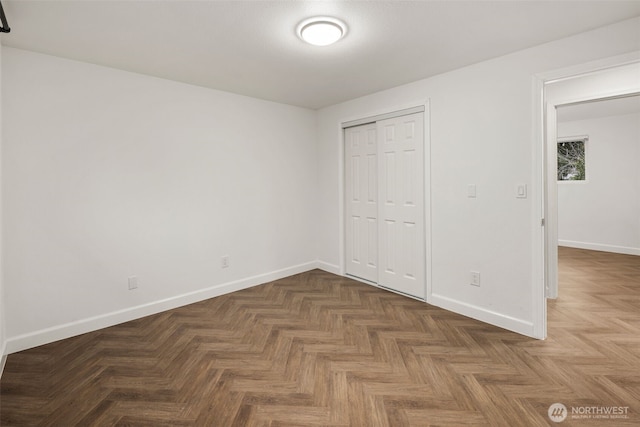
[345,112,425,299]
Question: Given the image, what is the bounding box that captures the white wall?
[0,40,6,368]
[2,47,317,352]
[316,17,640,337]
[3,18,639,352]
[558,112,640,255]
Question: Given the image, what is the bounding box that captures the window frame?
[557,135,588,183]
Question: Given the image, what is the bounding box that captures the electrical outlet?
[470,271,480,287]
[221,256,229,269]
[128,276,138,290]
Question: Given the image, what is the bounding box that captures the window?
[557,137,587,181]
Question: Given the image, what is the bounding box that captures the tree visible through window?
[558,139,586,181]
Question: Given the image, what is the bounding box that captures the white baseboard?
[325,265,537,339]
[430,293,537,339]
[4,261,543,354]
[558,240,640,256]
[316,261,341,275]
[5,261,318,354]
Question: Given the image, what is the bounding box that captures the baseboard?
[320,266,537,338]
[5,261,318,354]
[558,240,640,256]
[430,293,537,339]
[316,261,341,275]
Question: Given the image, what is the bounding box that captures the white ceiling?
[557,95,640,122]
[2,1,640,109]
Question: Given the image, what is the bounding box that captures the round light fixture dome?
[297,17,346,46]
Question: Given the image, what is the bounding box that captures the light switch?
[516,184,527,199]
[468,184,477,198]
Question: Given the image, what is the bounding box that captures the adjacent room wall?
[2,47,318,352]
[558,112,640,255]
[0,40,6,369]
[316,17,640,337]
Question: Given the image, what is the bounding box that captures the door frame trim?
[342,105,426,129]
[532,51,640,340]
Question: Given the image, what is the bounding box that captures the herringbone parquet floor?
[1,247,639,426]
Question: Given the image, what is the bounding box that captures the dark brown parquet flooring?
[1,247,639,426]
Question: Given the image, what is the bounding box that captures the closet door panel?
[377,113,425,298]
[345,124,378,282]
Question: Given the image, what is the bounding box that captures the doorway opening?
[539,58,640,339]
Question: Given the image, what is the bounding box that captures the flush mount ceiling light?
[297,17,346,46]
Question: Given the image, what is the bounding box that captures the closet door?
[378,113,425,298]
[345,123,378,283]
